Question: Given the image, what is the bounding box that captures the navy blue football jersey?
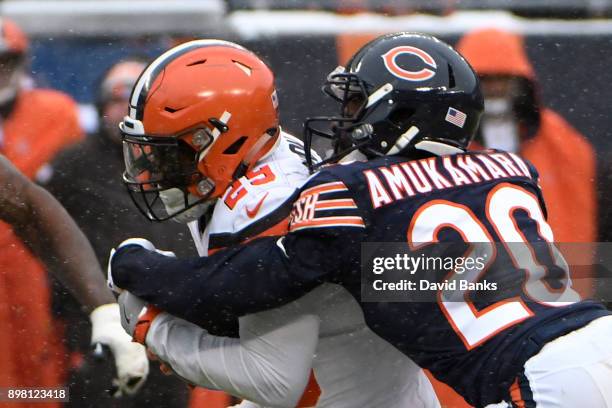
[286,150,609,406]
[112,150,609,407]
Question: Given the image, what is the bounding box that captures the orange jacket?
[0,88,81,408]
[2,89,82,177]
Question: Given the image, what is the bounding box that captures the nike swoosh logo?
[246,192,269,219]
[123,306,131,325]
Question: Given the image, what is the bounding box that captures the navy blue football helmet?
[305,32,484,171]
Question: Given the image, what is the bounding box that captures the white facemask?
[484,97,513,117]
[0,68,22,105]
[159,188,214,224]
[481,97,520,153]
[481,117,520,153]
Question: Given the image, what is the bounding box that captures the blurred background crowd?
[0,0,610,407]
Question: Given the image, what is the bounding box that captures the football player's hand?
[117,291,162,344]
[107,238,176,293]
[90,303,149,397]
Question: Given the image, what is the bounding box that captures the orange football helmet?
[120,40,280,221]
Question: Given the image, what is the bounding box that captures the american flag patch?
[445,107,467,128]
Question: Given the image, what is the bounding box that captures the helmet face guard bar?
[304,117,379,173]
[304,70,380,172]
[122,176,209,222]
[121,125,214,222]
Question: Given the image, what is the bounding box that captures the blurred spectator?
[47,58,192,407]
[457,28,597,295]
[0,17,83,407]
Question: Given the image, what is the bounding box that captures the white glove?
[107,238,176,293]
[117,290,164,344]
[90,303,149,397]
[118,291,147,337]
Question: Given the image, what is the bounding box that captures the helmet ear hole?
[447,64,456,88]
[388,107,416,129]
[223,135,248,154]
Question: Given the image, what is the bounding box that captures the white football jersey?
[188,131,310,255]
[175,131,439,407]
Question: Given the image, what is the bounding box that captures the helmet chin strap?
[339,149,367,164]
[232,129,278,179]
[387,126,420,155]
[366,83,393,108]
[385,126,464,157]
[257,127,282,162]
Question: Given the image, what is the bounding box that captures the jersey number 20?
[408,183,579,349]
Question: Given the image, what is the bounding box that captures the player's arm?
[146,308,319,406]
[0,154,148,395]
[136,181,322,405]
[0,154,114,310]
[111,174,367,328]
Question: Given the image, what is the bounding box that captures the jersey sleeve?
[207,185,298,252]
[111,171,368,329]
[146,308,319,406]
[289,176,367,232]
[283,171,368,275]
[508,152,549,219]
[205,139,310,252]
